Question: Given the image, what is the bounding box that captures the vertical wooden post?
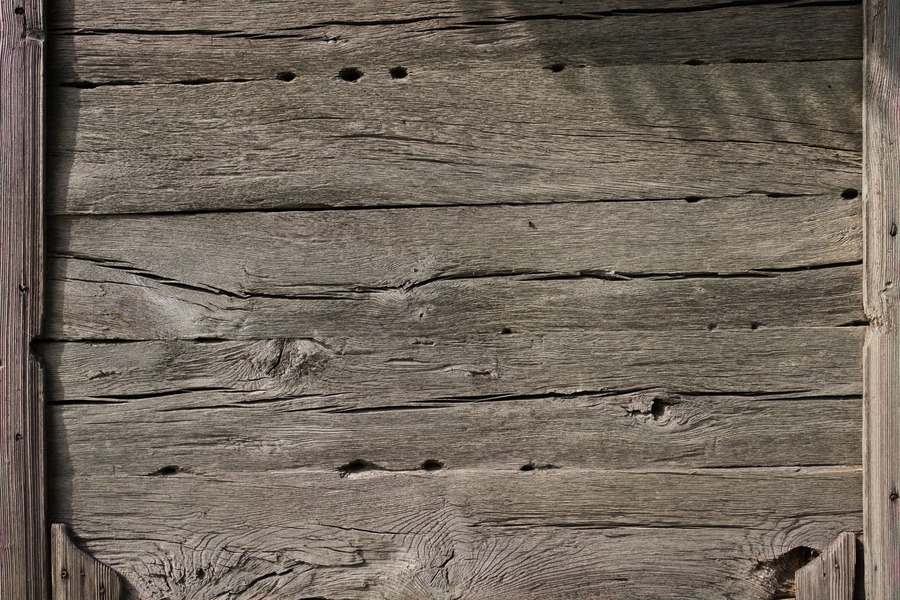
[0,0,46,599]
[865,1,900,598]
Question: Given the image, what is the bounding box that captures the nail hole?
[14,6,24,14]
[520,462,559,472]
[684,196,702,203]
[389,66,408,79]
[148,465,181,476]
[891,223,897,237]
[750,322,761,330]
[683,59,706,66]
[339,67,364,82]
[706,323,717,331]
[546,63,566,73]
[501,327,513,335]
[527,221,537,229]
[421,459,444,471]
[195,568,205,580]
[890,490,898,502]
[60,569,68,579]
[276,71,296,82]
[14,433,22,441]
[338,458,384,477]
[841,188,859,199]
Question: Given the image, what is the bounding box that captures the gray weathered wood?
[51,524,124,600]
[1,0,46,598]
[50,468,861,600]
[47,61,861,214]
[795,531,857,600]
[48,391,862,475]
[45,258,865,341]
[39,328,863,408]
[46,2,863,85]
[864,0,900,598]
[49,195,861,296]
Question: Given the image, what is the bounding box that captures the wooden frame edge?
[864,0,900,598]
[0,0,46,598]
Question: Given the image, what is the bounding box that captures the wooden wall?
[44,1,865,598]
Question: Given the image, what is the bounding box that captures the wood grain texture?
[1,0,46,598]
[795,531,858,600]
[46,1,863,86]
[48,195,862,297]
[863,0,900,598]
[47,61,861,214]
[39,328,864,409]
[45,258,865,341]
[47,391,862,476]
[49,468,862,600]
[51,524,124,600]
[41,1,866,597]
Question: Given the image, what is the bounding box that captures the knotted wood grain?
[0,0,46,598]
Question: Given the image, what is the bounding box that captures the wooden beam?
[796,532,858,600]
[864,1,900,598]
[50,525,123,600]
[0,0,46,599]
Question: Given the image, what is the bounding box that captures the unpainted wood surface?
[795,531,857,600]
[1,0,46,599]
[863,0,900,598]
[43,2,866,598]
[51,524,124,600]
[51,468,861,600]
[49,195,861,295]
[47,61,861,214]
[46,1,863,85]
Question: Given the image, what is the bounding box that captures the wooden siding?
[44,1,864,598]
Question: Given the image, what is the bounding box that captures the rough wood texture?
[47,61,861,214]
[864,0,900,598]
[42,2,865,598]
[795,531,858,600]
[50,468,862,600]
[46,259,865,341]
[51,524,124,600]
[1,0,46,599]
[46,1,863,85]
[49,195,861,296]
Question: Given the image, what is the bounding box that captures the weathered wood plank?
[795,531,857,600]
[47,2,863,86]
[49,468,862,600]
[51,524,124,600]
[0,0,46,599]
[47,61,861,214]
[49,195,861,297]
[39,329,863,408]
[48,391,862,475]
[45,258,865,341]
[863,0,900,598]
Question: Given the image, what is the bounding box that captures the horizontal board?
[46,258,865,340]
[47,2,863,85]
[48,391,862,475]
[40,328,864,407]
[51,468,862,600]
[50,195,862,296]
[47,61,862,214]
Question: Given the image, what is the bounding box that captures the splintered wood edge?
[51,524,125,600]
[864,0,900,599]
[795,532,858,600]
[0,0,46,599]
